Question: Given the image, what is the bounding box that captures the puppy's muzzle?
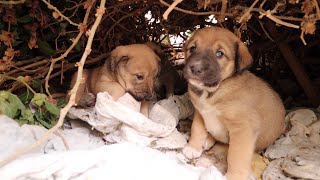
[128,90,153,101]
[184,53,221,87]
[189,62,209,77]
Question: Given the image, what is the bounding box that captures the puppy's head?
[108,44,160,101]
[184,27,252,92]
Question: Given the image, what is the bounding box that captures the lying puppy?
[182,27,285,180]
[68,44,160,117]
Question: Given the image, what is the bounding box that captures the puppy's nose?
[190,64,207,76]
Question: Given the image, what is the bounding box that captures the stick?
[41,0,80,27]
[238,0,259,23]
[44,0,95,97]
[162,0,184,20]
[0,0,25,4]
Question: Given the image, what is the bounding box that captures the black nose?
[190,64,207,76]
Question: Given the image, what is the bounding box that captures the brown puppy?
[182,27,285,180]
[144,41,187,99]
[69,44,160,117]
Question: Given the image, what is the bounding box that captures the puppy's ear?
[235,41,253,74]
[107,46,129,72]
[109,55,129,72]
[144,41,164,60]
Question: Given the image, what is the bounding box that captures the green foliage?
[0,91,65,128]
[37,40,55,56]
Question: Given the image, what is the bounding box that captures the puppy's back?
[217,71,285,150]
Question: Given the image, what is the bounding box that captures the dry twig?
[259,10,300,29]
[159,0,234,17]
[162,0,184,20]
[218,0,228,22]
[238,0,259,23]
[41,0,80,27]
[44,0,94,97]
[0,0,25,4]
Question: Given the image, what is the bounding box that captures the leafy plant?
[0,90,63,128]
[0,75,65,128]
[0,91,64,128]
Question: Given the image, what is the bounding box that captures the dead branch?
[238,0,259,23]
[0,0,106,168]
[163,0,184,20]
[44,0,94,97]
[0,0,25,4]
[41,0,80,27]
[218,0,228,22]
[159,0,235,17]
[259,10,300,29]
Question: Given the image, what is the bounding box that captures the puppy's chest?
[193,99,229,143]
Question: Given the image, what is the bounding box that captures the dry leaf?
[301,15,317,34]
[52,12,60,19]
[302,0,315,15]
[0,60,14,72]
[2,48,19,63]
[2,8,17,24]
[0,31,14,46]
[0,60,9,72]
[28,32,38,49]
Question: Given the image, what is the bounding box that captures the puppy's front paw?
[203,136,215,150]
[182,144,203,159]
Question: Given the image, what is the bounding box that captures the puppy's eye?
[136,74,144,80]
[216,50,224,58]
[189,46,196,53]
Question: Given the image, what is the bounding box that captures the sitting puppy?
[68,44,161,117]
[182,27,285,180]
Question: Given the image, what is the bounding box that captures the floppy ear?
[144,41,164,60]
[235,41,253,74]
[107,46,129,72]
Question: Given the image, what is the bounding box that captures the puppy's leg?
[183,110,215,159]
[203,134,215,150]
[225,116,257,180]
[67,69,90,106]
[140,101,151,118]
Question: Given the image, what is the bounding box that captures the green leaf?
[32,78,42,91]
[35,109,52,128]
[56,97,66,108]
[31,93,47,107]
[0,91,25,118]
[18,109,35,125]
[8,92,25,108]
[18,89,34,104]
[17,15,32,23]
[37,40,55,56]
[44,101,60,116]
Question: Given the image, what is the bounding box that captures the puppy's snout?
[145,93,153,100]
[190,64,208,76]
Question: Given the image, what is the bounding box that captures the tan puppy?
[69,44,160,117]
[182,27,285,180]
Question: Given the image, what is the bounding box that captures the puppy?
[182,27,285,180]
[69,44,161,117]
[145,41,187,99]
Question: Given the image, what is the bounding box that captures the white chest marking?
[195,91,229,143]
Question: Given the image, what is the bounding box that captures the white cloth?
[68,92,193,149]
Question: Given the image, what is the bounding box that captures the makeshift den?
[0,0,320,179]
